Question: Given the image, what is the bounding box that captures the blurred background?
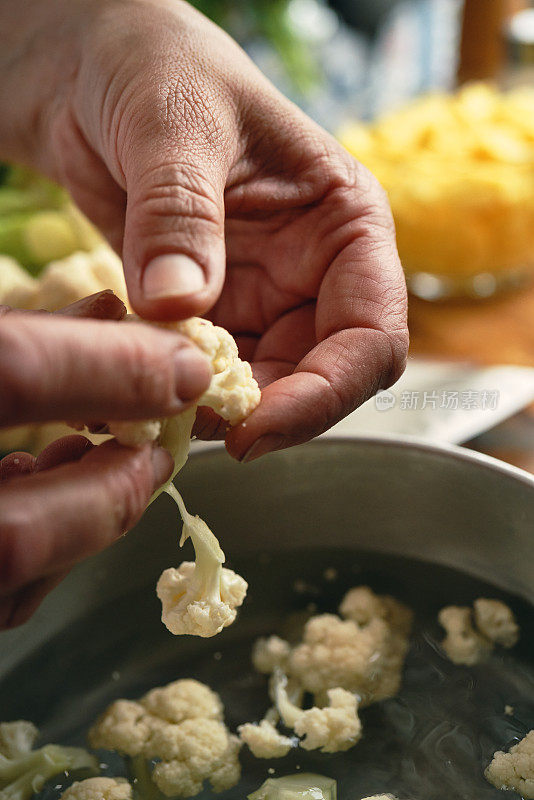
[1,0,534,469]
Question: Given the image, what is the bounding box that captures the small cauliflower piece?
[0,721,38,759]
[272,671,361,753]
[238,720,294,759]
[245,587,412,758]
[248,773,337,800]
[0,720,97,800]
[0,256,36,307]
[4,246,128,312]
[173,317,238,375]
[111,317,260,452]
[438,606,491,666]
[156,484,247,637]
[361,795,399,800]
[288,612,408,705]
[107,318,259,639]
[150,719,241,797]
[199,359,260,426]
[60,777,132,800]
[473,598,519,648]
[142,679,223,724]
[339,586,413,635]
[485,730,534,798]
[88,679,240,799]
[107,420,161,449]
[88,700,154,757]
[295,689,361,754]
[252,636,292,675]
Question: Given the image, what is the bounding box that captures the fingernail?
[175,347,212,401]
[151,446,174,490]
[241,433,285,463]
[143,255,205,299]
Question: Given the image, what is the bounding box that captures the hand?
[0,292,212,627]
[0,0,408,461]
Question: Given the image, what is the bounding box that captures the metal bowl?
[2,435,534,673]
[0,436,533,800]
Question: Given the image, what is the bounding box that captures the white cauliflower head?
[252,636,291,675]
[438,606,491,666]
[106,319,258,640]
[4,246,128,312]
[361,795,399,800]
[339,586,413,635]
[150,719,241,797]
[88,679,240,799]
[59,778,132,800]
[156,485,247,637]
[0,256,36,308]
[272,670,362,754]
[111,316,260,450]
[237,720,294,759]
[485,730,534,798]
[293,688,362,753]
[0,720,38,758]
[288,612,408,705]
[141,679,223,723]
[473,598,519,648]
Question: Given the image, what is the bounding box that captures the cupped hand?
[0,292,212,627]
[1,0,408,461]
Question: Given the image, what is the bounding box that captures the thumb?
[122,144,227,321]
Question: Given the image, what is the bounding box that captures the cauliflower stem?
[0,743,97,800]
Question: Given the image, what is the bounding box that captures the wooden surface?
[408,284,534,472]
[409,283,534,367]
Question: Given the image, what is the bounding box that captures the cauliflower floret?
[485,730,534,798]
[0,256,36,307]
[288,612,408,705]
[173,317,238,375]
[106,319,258,639]
[238,720,294,759]
[60,778,132,800]
[0,720,38,758]
[107,420,162,448]
[111,317,260,450]
[438,606,491,665]
[141,679,223,724]
[156,484,247,637]
[361,795,399,799]
[0,721,97,800]
[88,679,240,799]
[339,586,413,635]
[4,246,128,312]
[473,598,519,648]
[199,359,260,426]
[252,636,291,674]
[272,671,361,753]
[88,700,153,757]
[150,720,241,797]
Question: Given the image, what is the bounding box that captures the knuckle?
[140,162,222,227]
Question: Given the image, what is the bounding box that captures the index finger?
[0,314,212,427]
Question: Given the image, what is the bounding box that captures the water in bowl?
[1,549,532,800]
